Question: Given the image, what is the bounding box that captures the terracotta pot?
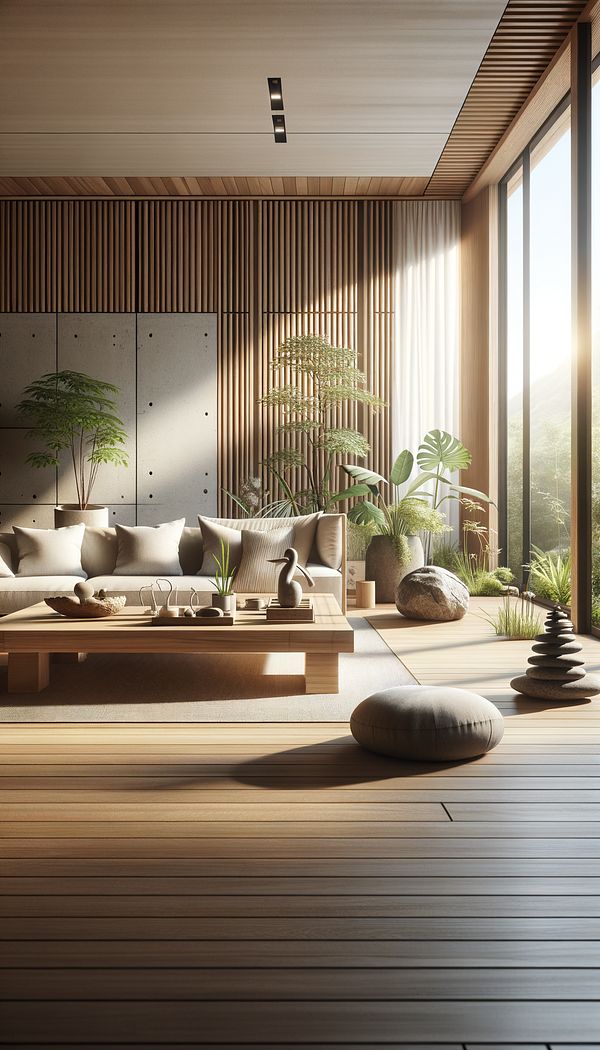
[365,535,425,603]
[54,505,109,528]
[211,593,236,617]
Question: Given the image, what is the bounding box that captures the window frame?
[498,93,571,596]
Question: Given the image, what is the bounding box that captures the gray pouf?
[350,685,504,761]
[395,565,469,621]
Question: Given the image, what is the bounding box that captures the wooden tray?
[266,597,314,623]
[150,613,235,627]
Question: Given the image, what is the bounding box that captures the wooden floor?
[2,604,600,1046]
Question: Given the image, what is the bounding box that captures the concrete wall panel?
[57,314,136,506]
[0,314,56,426]
[0,428,57,506]
[0,504,55,530]
[136,314,217,525]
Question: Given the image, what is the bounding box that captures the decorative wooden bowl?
[45,596,127,619]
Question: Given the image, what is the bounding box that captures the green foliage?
[259,335,385,513]
[16,370,128,509]
[344,450,448,569]
[416,430,472,474]
[347,522,372,561]
[482,594,543,640]
[529,545,571,606]
[212,539,236,596]
[431,541,460,571]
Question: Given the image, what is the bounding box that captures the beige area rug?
[0,615,414,722]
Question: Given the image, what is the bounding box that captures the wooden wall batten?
[0,198,395,514]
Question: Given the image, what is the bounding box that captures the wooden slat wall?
[0,198,394,514]
[0,200,135,313]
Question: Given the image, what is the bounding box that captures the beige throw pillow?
[14,524,86,578]
[233,527,295,593]
[316,515,343,569]
[197,518,244,577]
[114,519,185,576]
[0,541,15,577]
[197,512,321,575]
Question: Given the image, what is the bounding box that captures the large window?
[501,104,572,598]
[592,62,600,625]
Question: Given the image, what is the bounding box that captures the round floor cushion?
[350,685,504,761]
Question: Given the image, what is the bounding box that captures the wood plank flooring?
[2,603,600,1046]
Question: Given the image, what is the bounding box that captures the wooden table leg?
[8,652,50,693]
[53,652,88,664]
[304,651,339,694]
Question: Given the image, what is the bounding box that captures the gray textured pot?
[54,505,109,528]
[211,593,236,616]
[365,534,425,603]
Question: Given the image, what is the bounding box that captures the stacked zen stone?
[511,605,600,701]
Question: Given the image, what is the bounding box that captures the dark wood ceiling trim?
[425,0,588,198]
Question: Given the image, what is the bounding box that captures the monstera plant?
[342,430,493,599]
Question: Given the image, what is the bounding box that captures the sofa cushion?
[233,527,294,593]
[316,514,343,569]
[81,527,119,577]
[179,527,204,575]
[114,519,185,576]
[197,513,321,574]
[13,524,86,578]
[0,577,86,616]
[0,542,15,577]
[197,518,244,577]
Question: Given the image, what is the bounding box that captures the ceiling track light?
[267,76,284,111]
[272,114,287,143]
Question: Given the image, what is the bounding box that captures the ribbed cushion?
[233,527,294,593]
[197,513,321,575]
[351,685,504,762]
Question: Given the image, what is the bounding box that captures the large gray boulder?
[395,565,469,622]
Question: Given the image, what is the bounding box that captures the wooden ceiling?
[426,0,590,197]
[0,175,429,200]
[0,0,591,201]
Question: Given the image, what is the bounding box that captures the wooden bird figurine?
[269,547,315,608]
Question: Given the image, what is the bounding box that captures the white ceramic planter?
[211,593,236,616]
[54,505,110,528]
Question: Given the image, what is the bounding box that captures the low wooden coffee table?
[0,593,354,695]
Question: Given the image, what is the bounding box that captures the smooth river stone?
[510,673,600,701]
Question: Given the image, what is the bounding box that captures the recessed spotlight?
[267,77,284,111]
[272,114,287,143]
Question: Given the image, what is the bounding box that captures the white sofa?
[0,514,346,616]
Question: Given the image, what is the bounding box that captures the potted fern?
[17,370,128,527]
[211,540,237,616]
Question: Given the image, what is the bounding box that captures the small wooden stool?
[355,580,376,609]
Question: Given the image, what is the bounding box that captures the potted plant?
[211,539,237,616]
[343,452,448,602]
[16,370,128,527]
[259,335,385,514]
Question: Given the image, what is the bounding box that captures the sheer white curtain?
[392,200,460,531]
